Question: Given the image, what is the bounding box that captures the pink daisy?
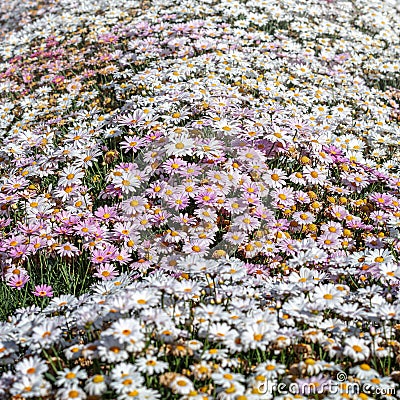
[33,284,54,297]
[7,273,30,290]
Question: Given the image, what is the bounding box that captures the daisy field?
[0,0,400,399]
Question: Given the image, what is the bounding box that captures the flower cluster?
[1,255,399,399]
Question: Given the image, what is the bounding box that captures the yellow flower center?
[93,375,104,383]
[225,385,236,394]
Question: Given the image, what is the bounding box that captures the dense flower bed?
[0,0,399,398]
